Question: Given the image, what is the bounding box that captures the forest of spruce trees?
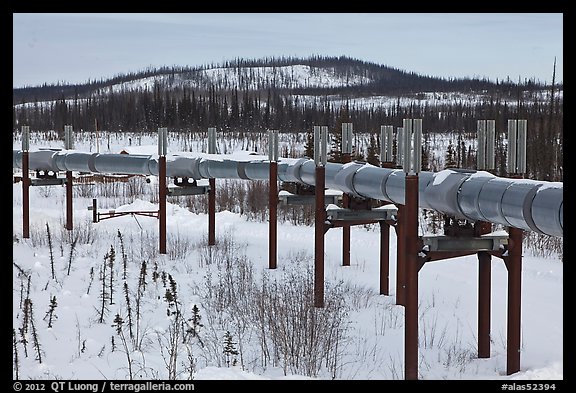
[13,56,563,182]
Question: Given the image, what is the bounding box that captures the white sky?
[13,13,563,88]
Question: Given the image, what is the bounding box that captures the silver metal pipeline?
[13,149,563,237]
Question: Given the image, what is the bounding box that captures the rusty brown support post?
[476,220,492,359]
[92,198,98,223]
[342,153,351,266]
[506,226,523,375]
[379,220,390,295]
[208,178,216,246]
[159,155,167,254]
[207,126,217,246]
[342,194,350,266]
[269,161,278,269]
[503,121,525,374]
[478,250,491,358]
[22,151,30,239]
[66,171,73,231]
[404,174,419,380]
[396,205,406,306]
[314,165,326,308]
[64,125,74,231]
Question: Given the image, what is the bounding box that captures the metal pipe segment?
[13,149,563,237]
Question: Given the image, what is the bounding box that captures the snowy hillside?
[12,132,563,381]
[14,61,561,112]
[111,64,373,93]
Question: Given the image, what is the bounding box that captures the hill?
[13,55,546,104]
[12,55,563,183]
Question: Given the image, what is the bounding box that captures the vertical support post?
[159,155,167,254]
[478,250,492,358]
[342,188,351,266]
[506,226,523,375]
[269,161,278,269]
[314,125,327,308]
[379,220,390,295]
[403,118,421,380]
[342,122,353,267]
[158,127,167,255]
[208,178,216,246]
[208,127,216,246]
[92,198,98,223]
[66,170,73,230]
[475,220,493,359]
[506,135,525,374]
[314,164,326,308]
[64,125,74,231]
[504,115,525,373]
[395,205,405,306]
[404,174,419,380]
[22,125,30,239]
[268,130,278,269]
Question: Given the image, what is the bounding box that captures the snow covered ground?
[12,133,563,381]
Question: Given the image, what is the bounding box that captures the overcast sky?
[13,13,563,88]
